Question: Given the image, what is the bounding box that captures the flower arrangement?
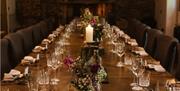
[71,74,94,91]
[63,56,74,70]
[78,8,103,42]
[63,49,107,91]
[80,8,100,27]
[96,67,107,83]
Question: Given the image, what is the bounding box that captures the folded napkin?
[154,65,166,72]
[53,31,60,36]
[3,69,23,81]
[3,73,15,81]
[135,47,144,51]
[41,39,51,44]
[122,34,130,39]
[56,28,61,32]
[148,64,166,72]
[114,27,121,33]
[48,34,56,39]
[147,64,154,69]
[133,47,148,56]
[137,51,148,56]
[9,69,21,75]
[58,25,64,29]
[118,31,125,36]
[129,42,138,46]
[21,56,36,64]
[32,46,45,53]
[127,39,138,46]
[35,46,45,50]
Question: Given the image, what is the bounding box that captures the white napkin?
[3,73,15,81]
[136,47,144,51]
[35,46,45,50]
[21,56,36,64]
[153,65,166,72]
[129,42,138,46]
[32,46,45,53]
[9,69,21,76]
[24,56,35,60]
[127,39,138,46]
[122,34,130,39]
[138,51,148,56]
[53,31,60,36]
[118,31,125,36]
[48,34,56,38]
[3,69,23,81]
[147,64,154,69]
[58,25,64,29]
[134,47,148,56]
[147,64,166,72]
[41,39,51,44]
[56,28,61,32]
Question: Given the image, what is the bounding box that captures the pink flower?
[64,56,74,68]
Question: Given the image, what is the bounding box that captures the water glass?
[37,69,49,85]
[124,54,132,65]
[139,72,150,87]
[28,80,39,91]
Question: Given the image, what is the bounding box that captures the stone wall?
[16,0,155,27]
[109,0,155,27]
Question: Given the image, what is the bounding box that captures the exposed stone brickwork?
[16,0,155,26]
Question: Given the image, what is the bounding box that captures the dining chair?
[16,26,34,55]
[0,39,12,80]
[175,43,180,80]
[154,35,178,72]
[4,33,25,68]
[144,29,162,57]
[134,24,151,47]
[46,17,56,33]
[39,21,49,38]
[125,18,140,38]
[32,23,44,45]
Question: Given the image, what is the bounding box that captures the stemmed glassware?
[130,57,145,90]
[50,54,60,85]
[116,40,126,67]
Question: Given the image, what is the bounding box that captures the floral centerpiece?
[64,49,107,91]
[79,8,103,42]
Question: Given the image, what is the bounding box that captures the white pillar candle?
[85,24,93,42]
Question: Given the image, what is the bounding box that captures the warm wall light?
[97,3,106,16]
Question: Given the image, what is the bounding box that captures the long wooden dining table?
[1,26,175,91]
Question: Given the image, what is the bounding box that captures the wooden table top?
[1,31,174,91]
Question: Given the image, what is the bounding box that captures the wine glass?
[50,56,60,85]
[46,54,52,68]
[139,71,150,88]
[131,57,145,90]
[116,41,125,67]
